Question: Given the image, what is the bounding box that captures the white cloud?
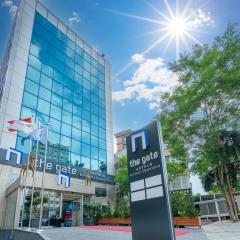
[1,0,17,18]
[112,54,178,110]
[68,11,83,25]
[188,9,214,28]
[132,54,144,63]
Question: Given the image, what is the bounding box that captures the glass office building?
[0,0,114,229]
[17,12,108,172]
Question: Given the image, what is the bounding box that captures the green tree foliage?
[160,24,240,221]
[24,191,48,217]
[115,156,129,198]
[171,191,199,217]
[167,161,188,182]
[113,198,130,218]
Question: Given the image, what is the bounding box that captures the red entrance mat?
[80,226,189,236]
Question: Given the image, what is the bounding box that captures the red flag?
[7,117,35,134]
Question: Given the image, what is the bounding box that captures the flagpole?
[39,123,49,229]
[28,120,40,228]
[20,138,32,228]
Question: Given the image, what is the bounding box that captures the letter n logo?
[58,172,70,188]
[131,128,149,152]
[6,148,23,165]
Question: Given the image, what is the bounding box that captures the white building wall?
[0,0,37,150]
[105,62,114,175]
[0,0,37,229]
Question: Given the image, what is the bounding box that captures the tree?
[171,191,199,217]
[160,23,240,221]
[99,161,107,173]
[114,156,129,198]
[24,191,48,217]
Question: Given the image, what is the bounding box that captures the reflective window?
[37,98,50,115]
[17,12,108,171]
[23,92,37,110]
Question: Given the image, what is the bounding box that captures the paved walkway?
[41,226,207,240]
[203,221,240,240]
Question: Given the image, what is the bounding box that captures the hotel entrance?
[61,193,83,227]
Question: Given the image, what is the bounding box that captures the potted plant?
[96,200,131,225]
[171,191,201,228]
[24,191,48,227]
[83,203,101,225]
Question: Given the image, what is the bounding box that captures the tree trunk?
[217,165,239,221]
[223,164,239,220]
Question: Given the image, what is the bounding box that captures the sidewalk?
[203,221,240,240]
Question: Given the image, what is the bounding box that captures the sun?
[168,17,187,36]
[108,0,213,79]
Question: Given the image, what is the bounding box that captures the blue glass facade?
[16,12,107,172]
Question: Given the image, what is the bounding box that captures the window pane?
[62,110,72,124]
[37,98,50,115]
[42,63,53,77]
[91,135,98,148]
[61,135,71,148]
[50,104,62,120]
[72,127,81,140]
[25,79,39,96]
[23,92,37,110]
[82,120,90,132]
[81,142,90,157]
[52,81,63,95]
[63,99,72,112]
[36,112,49,126]
[91,146,98,160]
[72,115,81,129]
[49,117,61,133]
[82,131,90,144]
[71,153,81,166]
[26,66,40,83]
[21,106,35,119]
[40,73,52,89]
[71,139,81,154]
[91,159,99,171]
[29,54,41,70]
[49,131,60,145]
[99,149,106,161]
[61,122,71,137]
[81,156,90,169]
[39,86,51,101]
[51,93,62,107]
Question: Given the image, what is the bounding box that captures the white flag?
[22,127,48,145]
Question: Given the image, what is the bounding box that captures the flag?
[7,117,36,134]
[21,127,48,145]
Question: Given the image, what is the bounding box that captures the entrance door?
[72,201,81,226]
[62,193,83,226]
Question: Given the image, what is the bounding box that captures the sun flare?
[109,0,213,79]
[168,17,187,36]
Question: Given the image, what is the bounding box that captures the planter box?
[97,216,201,228]
[96,217,131,225]
[173,216,201,228]
[84,218,96,226]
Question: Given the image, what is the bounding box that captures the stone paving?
[203,220,240,240]
[41,226,207,240]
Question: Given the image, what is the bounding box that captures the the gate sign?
[126,120,175,240]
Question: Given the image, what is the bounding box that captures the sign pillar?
[126,120,175,240]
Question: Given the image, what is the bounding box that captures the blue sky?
[1,0,240,135]
[1,0,240,193]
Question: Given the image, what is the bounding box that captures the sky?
[1,0,240,194]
